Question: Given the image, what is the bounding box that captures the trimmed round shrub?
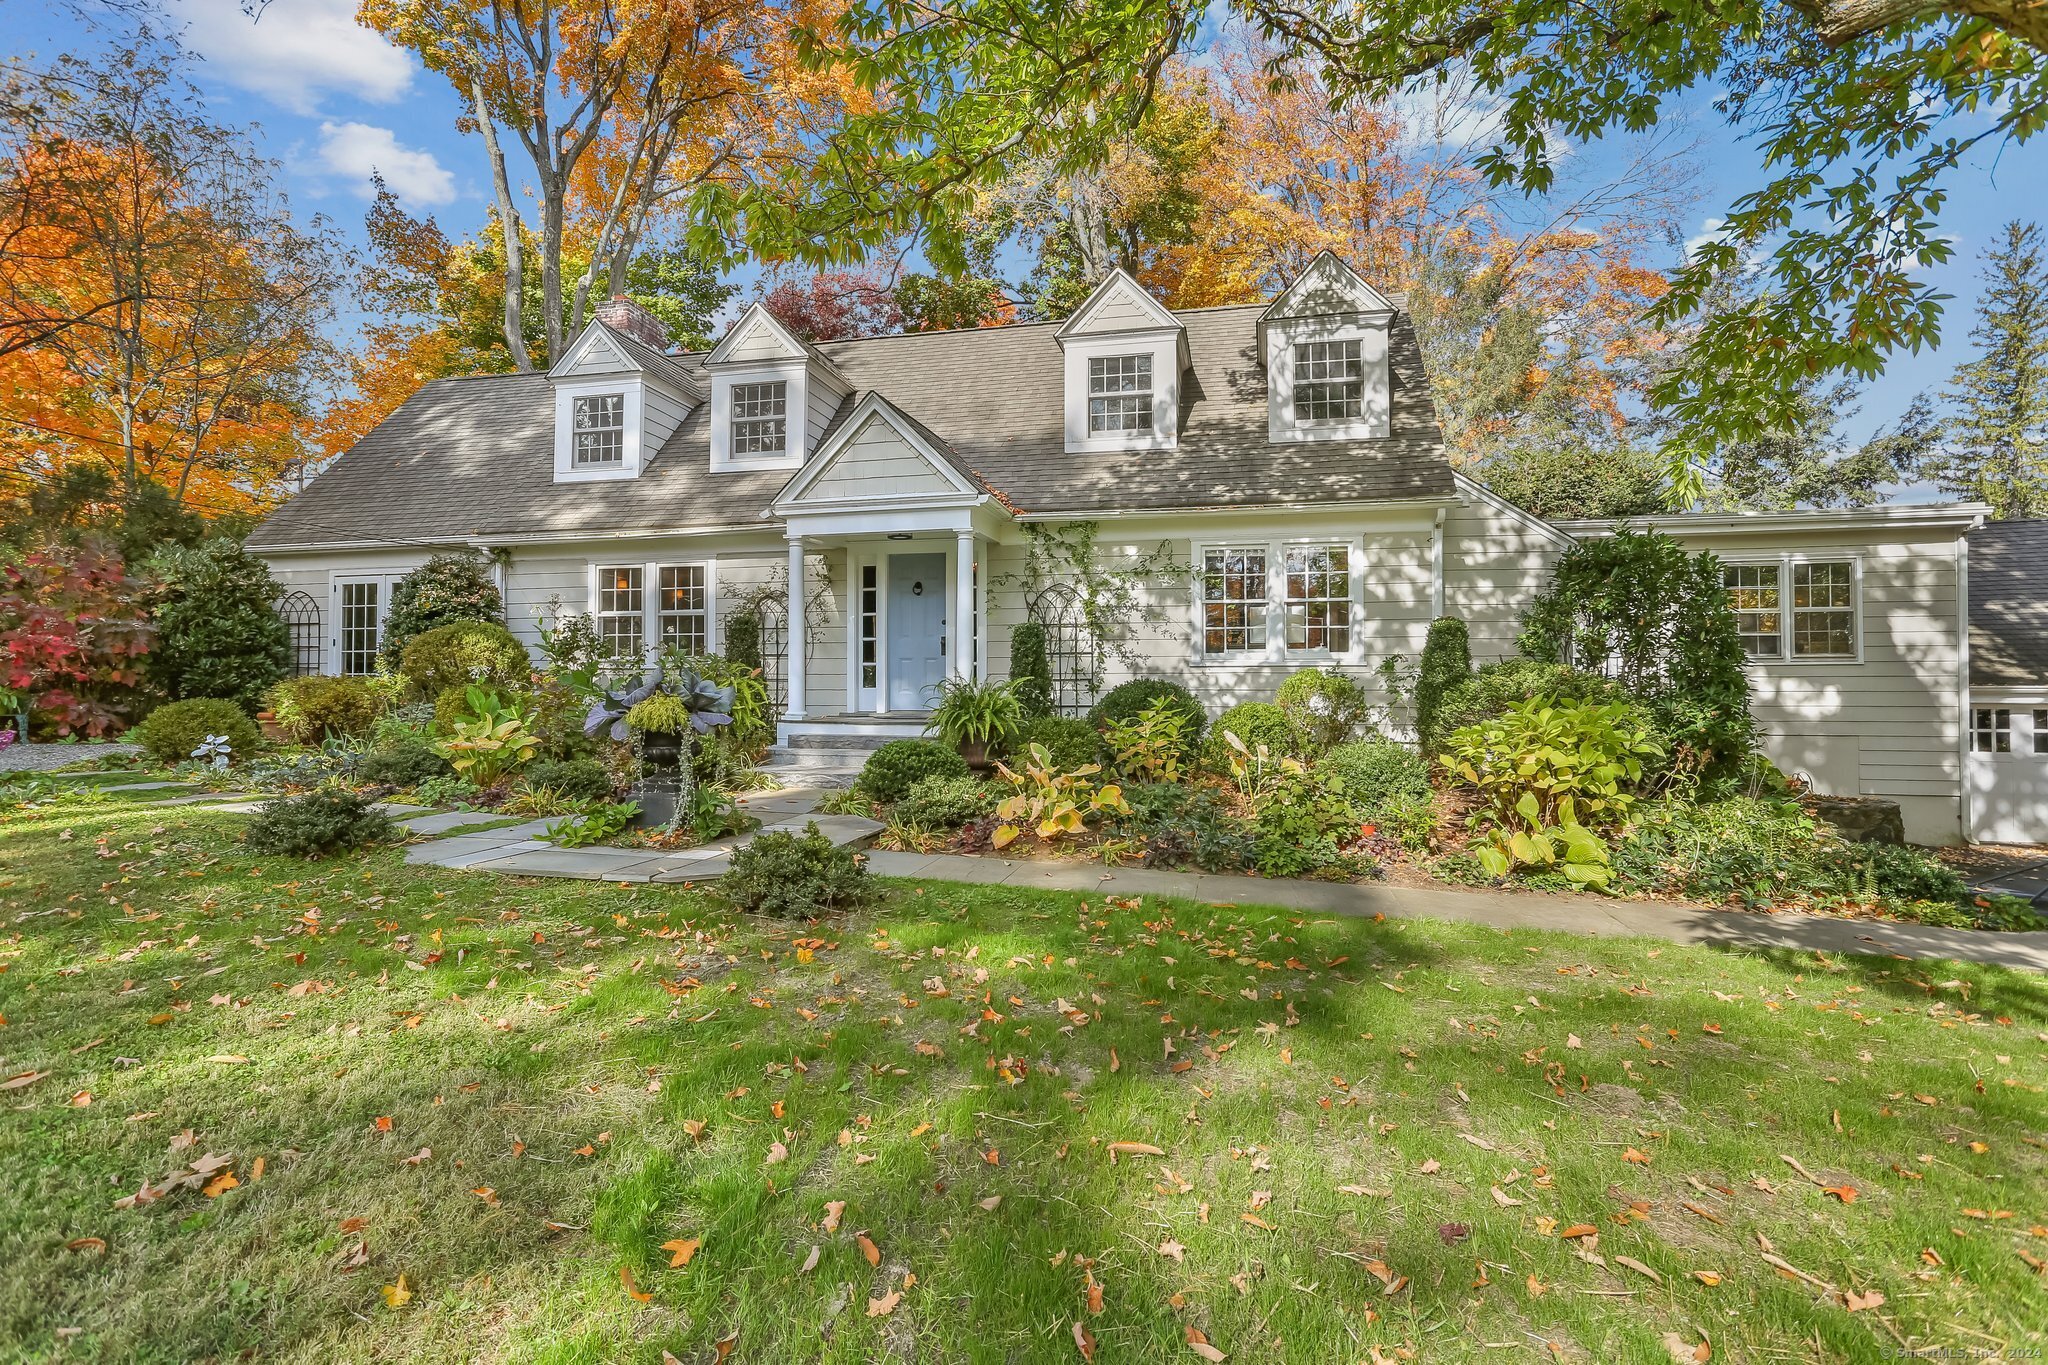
[134,698,262,767]
[243,790,393,858]
[1206,701,1299,765]
[1322,740,1432,805]
[1435,659,1622,742]
[718,823,873,918]
[1089,679,1205,743]
[381,551,504,669]
[724,612,764,673]
[399,621,531,700]
[269,675,385,745]
[1275,668,1373,754]
[1018,715,1100,771]
[144,539,290,713]
[1010,622,1054,718]
[857,738,969,802]
[895,774,997,829]
[352,741,449,789]
[525,757,613,802]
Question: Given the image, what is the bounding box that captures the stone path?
[396,788,882,884]
[33,777,2048,971]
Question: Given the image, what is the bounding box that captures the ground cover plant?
[0,789,2043,1362]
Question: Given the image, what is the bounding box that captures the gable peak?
[1056,268,1181,340]
[1262,251,1397,322]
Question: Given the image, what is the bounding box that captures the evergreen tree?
[1928,222,2048,521]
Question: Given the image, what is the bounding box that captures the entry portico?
[769,390,1012,731]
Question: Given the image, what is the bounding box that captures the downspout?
[1429,507,1446,622]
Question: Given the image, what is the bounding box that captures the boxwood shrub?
[524,757,613,802]
[1017,715,1100,771]
[134,699,262,767]
[244,789,394,858]
[352,742,449,789]
[269,675,385,745]
[399,621,532,700]
[895,774,997,829]
[1206,701,1299,765]
[1321,739,1432,805]
[857,739,969,802]
[1088,679,1205,743]
[718,823,873,918]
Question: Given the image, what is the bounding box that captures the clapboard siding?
[807,416,954,500]
[1441,495,1569,662]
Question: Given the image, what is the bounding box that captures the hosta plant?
[991,742,1129,848]
[1441,696,1664,890]
[436,688,540,787]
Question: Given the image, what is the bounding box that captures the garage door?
[1967,706,2048,844]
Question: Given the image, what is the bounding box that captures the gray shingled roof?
[248,303,1452,549]
[600,322,705,400]
[1970,519,2048,686]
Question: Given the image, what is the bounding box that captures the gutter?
[1551,503,1994,537]
[1010,495,1451,522]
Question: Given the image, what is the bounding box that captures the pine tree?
[1930,222,2048,520]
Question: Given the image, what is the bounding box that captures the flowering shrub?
[0,541,154,736]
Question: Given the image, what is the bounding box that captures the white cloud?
[1683,217,1730,260]
[174,0,416,114]
[317,121,455,206]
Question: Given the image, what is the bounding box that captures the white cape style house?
[247,254,2044,847]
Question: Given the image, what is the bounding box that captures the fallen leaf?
[1843,1288,1885,1313]
[620,1265,652,1303]
[1,1070,51,1091]
[381,1274,413,1309]
[978,1195,1003,1212]
[661,1237,700,1268]
[799,1245,820,1274]
[1073,1320,1098,1361]
[1459,1133,1496,1151]
[1184,1325,1228,1362]
[857,1233,880,1266]
[1622,1147,1651,1165]
[1240,1212,1276,1230]
[1614,1254,1662,1283]
[1158,1238,1186,1261]
[202,1170,239,1198]
[1822,1184,1857,1203]
[1526,1273,1547,1297]
[766,1141,788,1165]
[1560,1224,1600,1239]
[65,1237,106,1254]
[1661,1332,1710,1364]
[1107,1140,1165,1163]
[867,1289,902,1317]
[1490,1185,1524,1208]
[823,1200,845,1232]
[1691,1270,1723,1286]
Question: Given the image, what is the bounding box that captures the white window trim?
[710,358,809,472]
[586,559,720,665]
[1266,314,1391,443]
[1720,552,1864,665]
[553,379,645,483]
[1189,536,1366,666]
[1061,331,1180,454]
[329,572,400,675]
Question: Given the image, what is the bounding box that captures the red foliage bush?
[0,539,154,736]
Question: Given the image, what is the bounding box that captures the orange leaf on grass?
[857,1233,880,1266]
[1073,1320,1098,1361]
[620,1266,652,1303]
[661,1237,700,1268]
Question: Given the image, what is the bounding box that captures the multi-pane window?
[1792,562,1856,657]
[338,580,382,676]
[2036,710,2048,755]
[596,565,646,659]
[1974,707,2013,754]
[1201,547,1268,655]
[572,393,625,467]
[1284,545,1351,653]
[1293,340,1364,421]
[658,565,707,652]
[859,564,879,689]
[1087,354,1153,435]
[1724,564,1783,659]
[731,381,788,456]
[1724,558,1857,660]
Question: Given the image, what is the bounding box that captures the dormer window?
[1088,355,1153,435]
[731,381,788,457]
[572,393,626,467]
[1293,341,1363,422]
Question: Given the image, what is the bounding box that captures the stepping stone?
[407,838,548,868]
[756,815,883,847]
[372,802,434,817]
[145,792,255,807]
[397,810,514,836]
[98,781,195,794]
[463,847,666,881]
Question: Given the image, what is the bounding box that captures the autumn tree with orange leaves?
[0,39,350,524]
[360,0,864,372]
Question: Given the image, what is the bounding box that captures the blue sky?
[10,0,2047,449]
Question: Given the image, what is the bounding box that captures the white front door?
[886,552,947,711]
[331,576,395,675]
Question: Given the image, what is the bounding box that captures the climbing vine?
[998,522,1182,679]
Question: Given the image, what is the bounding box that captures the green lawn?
[2,790,2043,1363]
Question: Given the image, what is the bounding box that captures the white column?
[784,536,807,720]
[953,530,974,682]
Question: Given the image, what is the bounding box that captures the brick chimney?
[594,294,669,350]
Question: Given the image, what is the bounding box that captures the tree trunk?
[471,76,531,373]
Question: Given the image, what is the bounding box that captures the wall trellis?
[276,590,322,677]
[757,591,789,710]
[1029,582,1100,717]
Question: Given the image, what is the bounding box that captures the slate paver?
[398,811,519,836]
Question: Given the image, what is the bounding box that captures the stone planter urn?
[632,731,688,829]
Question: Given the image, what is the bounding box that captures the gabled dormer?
[1055,269,1188,455]
[547,297,701,483]
[1260,251,1397,443]
[702,303,853,473]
